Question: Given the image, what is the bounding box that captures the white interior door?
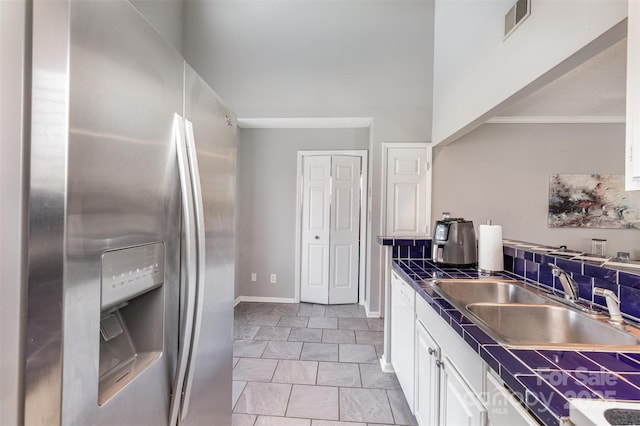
[329,156,361,304]
[300,153,363,305]
[385,145,430,236]
[300,156,331,304]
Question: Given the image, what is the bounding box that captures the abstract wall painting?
[548,174,640,229]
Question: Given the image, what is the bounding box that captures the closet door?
[300,154,362,305]
[329,156,361,304]
[300,156,331,304]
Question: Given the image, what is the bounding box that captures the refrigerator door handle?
[169,113,198,426]
[179,118,207,421]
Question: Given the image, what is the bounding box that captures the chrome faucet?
[549,264,579,301]
[594,287,624,324]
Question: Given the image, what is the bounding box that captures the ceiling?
[491,38,627,122]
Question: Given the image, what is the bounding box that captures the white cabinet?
[415,293,484,396]
[485,371,538,426]
[383,144,432,236]
[414,293,538,426]
[440,355,487,426]
[391,270,416,411]
[415,299,486,426]
[627,0,640,191]
[415,297,487,426]
[391,272,537,426]
[415,320,440,426]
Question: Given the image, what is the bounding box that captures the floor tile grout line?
[234,302,413,426]
[283,381,294,419]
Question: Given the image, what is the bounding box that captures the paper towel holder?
[478,221,504,275]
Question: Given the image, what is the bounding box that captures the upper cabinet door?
[384,144,432,236]
[627,0,640,191]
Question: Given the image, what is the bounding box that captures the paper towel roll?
[478,224,504,273]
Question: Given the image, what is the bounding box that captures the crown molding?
[237,117,373,129]
[486,115,625,124]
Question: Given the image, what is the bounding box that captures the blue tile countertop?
[392,259,640,426]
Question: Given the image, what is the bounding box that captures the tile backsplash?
[502,244,640,321]
[379,237,640,321]
[378,237,431,260]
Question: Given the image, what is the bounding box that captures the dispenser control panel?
[101,242,165,311]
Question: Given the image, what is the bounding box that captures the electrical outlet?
[251,273,257,282]
[270,273,277,284]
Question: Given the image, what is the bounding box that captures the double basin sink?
[422,279,640,350]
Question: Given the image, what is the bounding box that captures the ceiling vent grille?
[504,0,531,39]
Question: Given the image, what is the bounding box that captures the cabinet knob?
[435,359,444,369]
[428,348,435,356]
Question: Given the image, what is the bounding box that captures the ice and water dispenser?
[98,242,165,405]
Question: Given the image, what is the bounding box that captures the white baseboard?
[364,302,381,318]
[380,355,394,373]
[234,296,297,306]
[234,296,379,316]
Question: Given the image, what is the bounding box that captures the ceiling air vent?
[504,0,531,39]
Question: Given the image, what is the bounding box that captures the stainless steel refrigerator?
[7,1,236,424]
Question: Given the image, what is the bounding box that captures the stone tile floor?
[233,302,417,426]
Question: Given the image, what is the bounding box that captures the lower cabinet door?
[415,320,439,426]
[440,355,487,426]
[485,371,537,426]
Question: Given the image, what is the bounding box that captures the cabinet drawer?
[486,371,537,426]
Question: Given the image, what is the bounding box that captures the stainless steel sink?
[425,279,548,306]
[421,278,640,350]
[466,303,640,349]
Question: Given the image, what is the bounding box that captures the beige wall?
[432,123,639,258]
[184,0,435,314]
[236,127,370,301]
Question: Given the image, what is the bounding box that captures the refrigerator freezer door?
[169,113,198,426]
[26,1,183,424]
[178,65,237,425]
